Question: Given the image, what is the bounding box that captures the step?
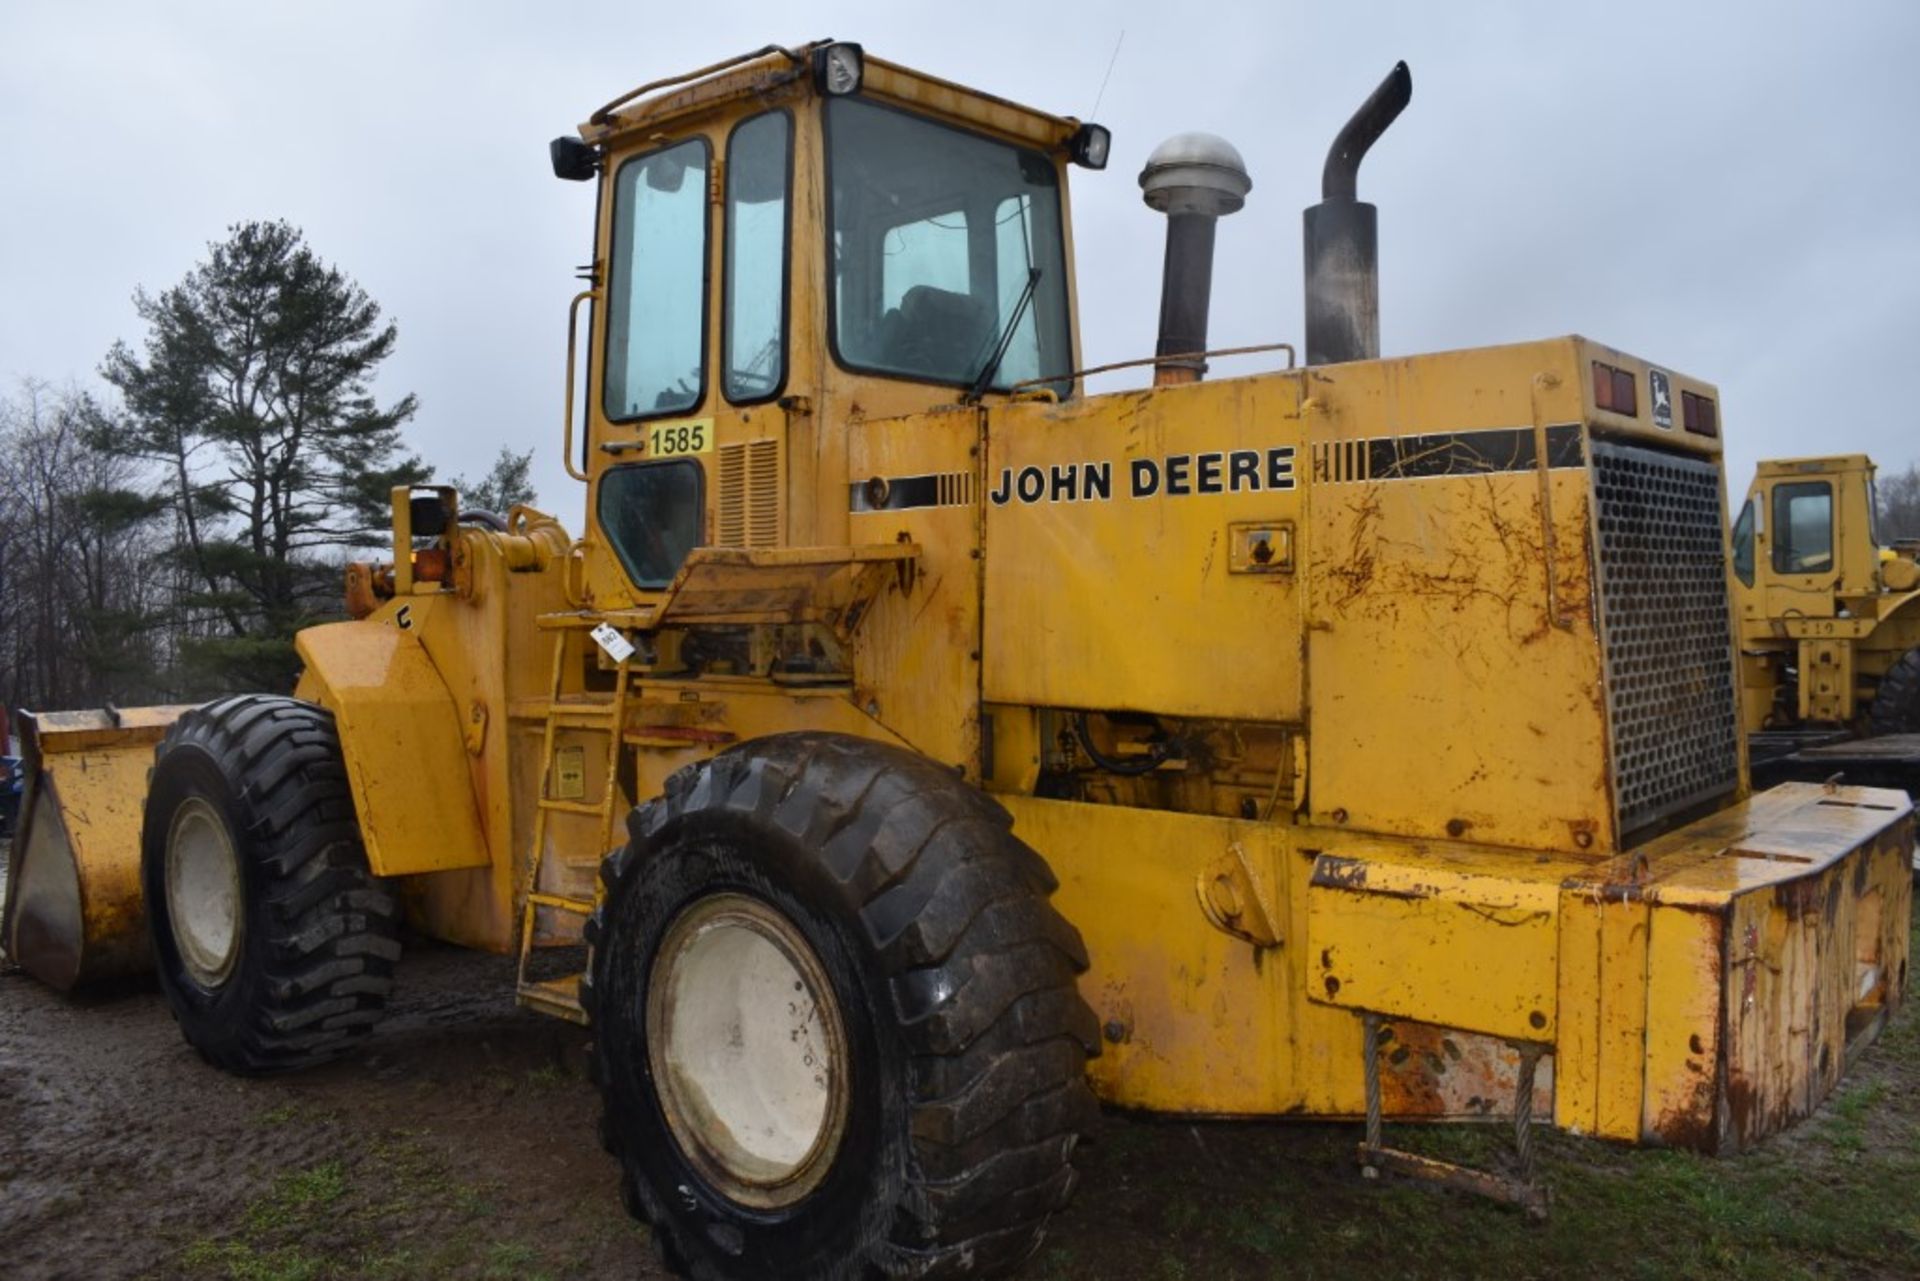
[544,702,622,723]
[526,891,596,916]
[516,973,588,1025]
[537,798,606,817]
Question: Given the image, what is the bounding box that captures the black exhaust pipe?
[1303,61,1412,366]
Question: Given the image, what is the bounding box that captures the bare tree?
[1878,460,1920,543]
[0,380,171,713]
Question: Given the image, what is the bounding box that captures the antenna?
[1090,30,1125,120]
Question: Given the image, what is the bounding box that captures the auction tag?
[590,622,636,664]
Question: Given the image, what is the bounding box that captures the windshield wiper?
[963,267,1042,403]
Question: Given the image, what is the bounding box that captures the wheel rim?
[165,796,244,987]
[646,892,850,1209]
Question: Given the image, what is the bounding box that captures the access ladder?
[513,624,633,1023]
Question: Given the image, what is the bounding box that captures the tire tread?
[591,732,1095,1280]
[148,695,401,1073]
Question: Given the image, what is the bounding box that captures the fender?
[1883,587,1920,631]
[294,620,490,876]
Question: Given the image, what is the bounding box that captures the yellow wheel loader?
[1734,455,1920,804]
[3,42,1913,1280]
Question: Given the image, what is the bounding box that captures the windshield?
[825,97,1072,396]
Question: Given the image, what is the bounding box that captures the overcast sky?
[4,1,1917,514]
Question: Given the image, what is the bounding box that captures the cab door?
[583,103,807,610]
[1759,477,1841,622]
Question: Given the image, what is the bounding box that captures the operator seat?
[876,285,993,378]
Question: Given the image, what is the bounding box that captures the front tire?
[142,695,401,1073]
[586,733,1098,1280]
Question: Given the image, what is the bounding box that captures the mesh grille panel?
[1590,439,1740,837]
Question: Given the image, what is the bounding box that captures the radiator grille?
[715,438,782,547]
[1590,439,1740,838]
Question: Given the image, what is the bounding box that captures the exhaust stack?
[1140,133,1251,386]
[1303,61,1412,366]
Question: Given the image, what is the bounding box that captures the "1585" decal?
[647,419,713,457]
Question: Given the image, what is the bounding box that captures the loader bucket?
[0,706,196,990]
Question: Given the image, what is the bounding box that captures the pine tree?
[99,221,427,691]
[452,445,538,514]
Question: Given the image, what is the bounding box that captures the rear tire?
[1869,647,1920,736]
[142,695,401,1073]
[586,732,1098,1280]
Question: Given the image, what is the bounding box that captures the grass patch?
[243,1161,347,1234]
[172,1131,625,1280]
[181,1238,327,1281]
[480,1241,547,1280]
[1051,917,1920,1280]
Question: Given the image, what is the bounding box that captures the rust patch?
[1375,1021,1553,1120]
[1314,856,1370,890]
[1650,1075,1719,1152]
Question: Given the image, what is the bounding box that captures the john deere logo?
[1649,369,1673,429]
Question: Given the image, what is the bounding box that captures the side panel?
[1304,341,1617,854]
[1306,853,1560,1041]
[1717,818,1912,1151]
[983,375,1306,721]
[1003,796,1300,1113]
[847,406,983,775]
[294,620,490,877]
[1005,796,1553,1121]
[1553,891,1651,1139]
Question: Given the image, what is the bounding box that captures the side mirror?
[550,136,599,182]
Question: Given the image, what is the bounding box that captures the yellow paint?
[645,417,714,457]
[985,376,1305,722]
[1552,890,1651,1138]
[4,44,1909,1165]
[1012,782,1907,1142]
[0,708,193,990]
[1733,453,1920,731]
[295,617,492,876]
[1306,851,1562,1042]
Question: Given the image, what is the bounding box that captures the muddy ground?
[4,849,1918,1280]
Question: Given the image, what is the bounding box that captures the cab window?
[604,138,710,421]
[1731,499,1755,586]
[1772,481,1834,574]
[724,111,792,403]
[826,96,1072,396]
[598,462,703,589]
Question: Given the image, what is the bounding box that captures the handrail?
[1008,341,1298,394]
[588,44,808,126]
[562,289,599,482]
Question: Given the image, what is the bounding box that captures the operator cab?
[1732,455,1885,622]
[560,43,1101,611]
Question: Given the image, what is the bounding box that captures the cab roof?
[577,41,1083,154]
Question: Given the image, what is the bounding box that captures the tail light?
[1592,361,1638,416]
[1683,390,1718,437]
